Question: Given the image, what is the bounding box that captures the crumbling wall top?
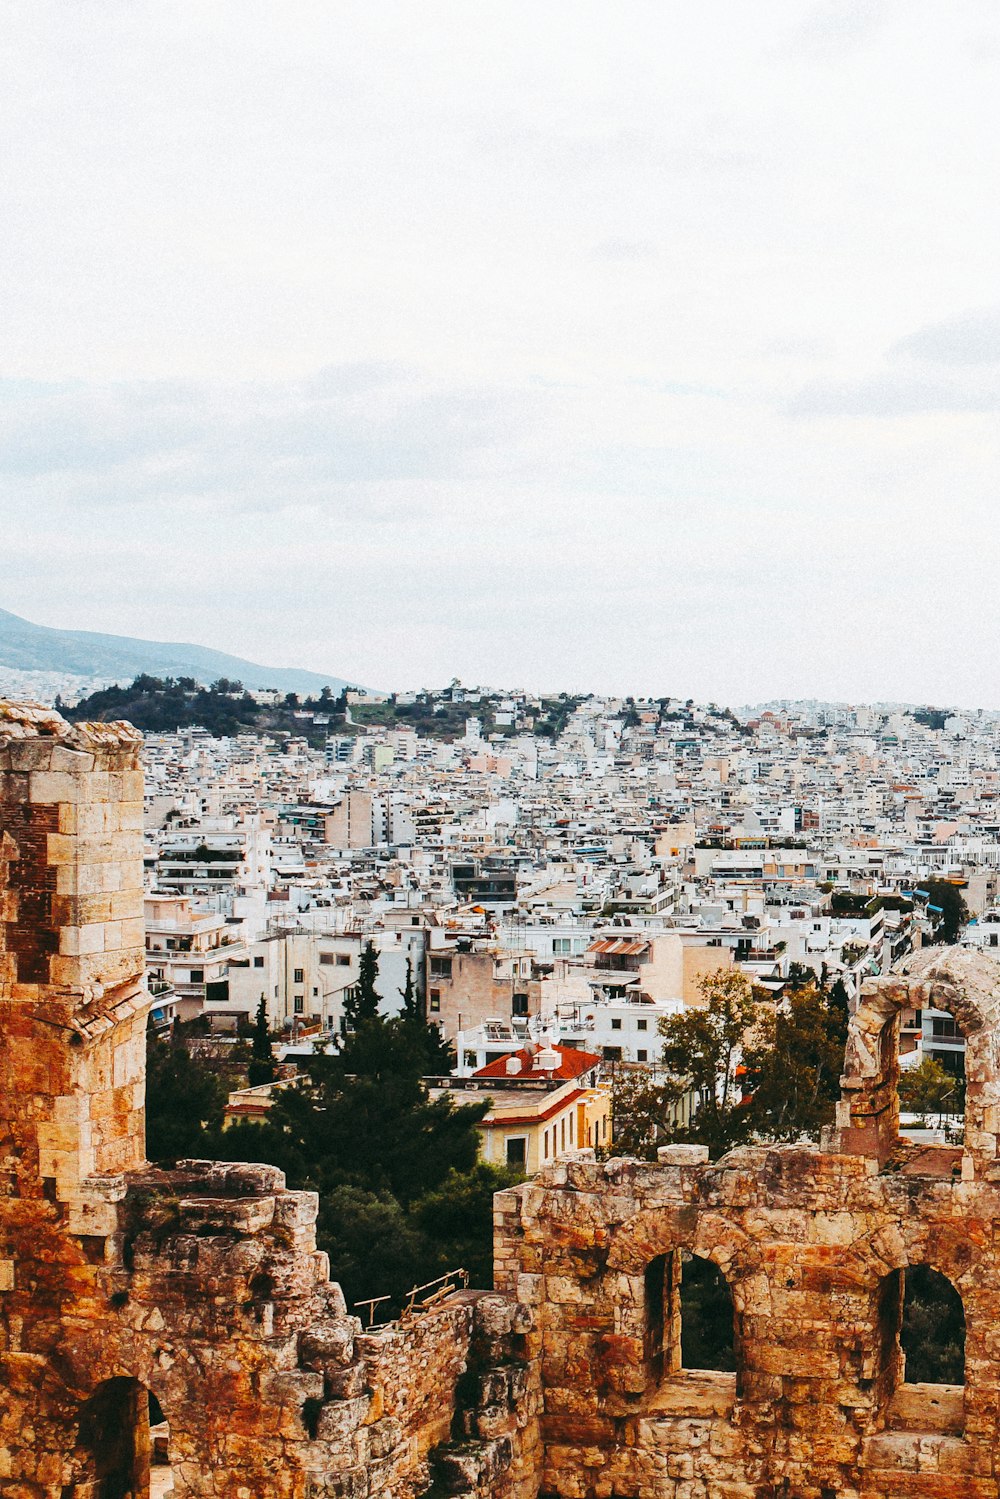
[0,698,142,756]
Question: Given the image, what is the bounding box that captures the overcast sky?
[2,2,1000,706]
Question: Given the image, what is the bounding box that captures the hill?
[70,676,347,741]
[0,607,357,695]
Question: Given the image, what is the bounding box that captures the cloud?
[787,372,1000,418]
[892,309,1000,366]
[786,0,897,58]
[0,369,536,498]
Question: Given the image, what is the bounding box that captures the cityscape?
[4,1,1000,1495]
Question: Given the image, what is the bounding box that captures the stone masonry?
[494,943,1000,1499]
[0,704,541,1499]
[5,699,1000,1497]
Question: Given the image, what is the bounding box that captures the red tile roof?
[473,1045,601,1081]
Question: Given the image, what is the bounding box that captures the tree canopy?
[146,949,495,1312]
[612,967,851,1160]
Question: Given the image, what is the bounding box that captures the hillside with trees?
[69,675,347,742]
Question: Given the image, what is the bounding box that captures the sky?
[2,1,1000,707]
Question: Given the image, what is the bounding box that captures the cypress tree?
[247,994,277,1086]
[343,941,380,1030]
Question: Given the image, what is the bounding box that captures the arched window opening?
[679,1251,736,1374]
[76,1379,174,1499]
[899,1012,966,1163]
[901,1266,965,1386]
[880,1266,965,1436]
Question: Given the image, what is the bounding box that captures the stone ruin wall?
[6,699,1000,1498]
[0,703,542,1499]
[494,944,1000,1499]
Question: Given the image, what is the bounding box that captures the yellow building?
[467,1044,611,1173]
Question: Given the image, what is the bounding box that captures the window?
[411,916,420,926]
[560,1119,566,1149]
[680,1253,736,1373]
[312,987,318,997]
[611,1018,622,1031]
[254,956,264,968]
[319,953,334,965]
[932,1017,960,1038]
[603,1046,622,1062]
[879,1266,966,1435]
[505,1136,526,1167]
[429,991,441,1012]
[553,938,571,955]
[901,1267,964,1385]
[543,1129,550,1159]
[293,968,304,983]
[637,1017,648,1030]
[294,996,304,1014]
[512,993,529,1017]
[637,1049,648,1062]
[189,969,204,983]
[430,957,453,978]
[336,955,351,967]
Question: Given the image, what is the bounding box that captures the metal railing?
[353,1267,470,1330]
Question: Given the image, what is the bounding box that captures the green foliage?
[919,879,969,945]
[144,944,507,1312]
[70,674,346,742]
[902,1266,965,1384]
[409,1163,524,1293]
[657,969,758,1157]
[898,1056,960,1119]
[613,970,851,1159]
[247,995,276,1087]
[743,981,848,1142]
[399,957,418,1019]
[343,941,380,1030]
[609,1068,683,1160]
[144,1026,226,1162]
[315,1187,430,1308]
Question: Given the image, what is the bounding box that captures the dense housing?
[3,699,1000,1497]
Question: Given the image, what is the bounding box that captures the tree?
[399,957,418,1020]
[247,994,277,1087]
[145,1024,226,1163]
[898,1055,959,1120]
[343,941,380,1030]
[609,1066,684,1159]
[920,880,969,945]
[743,981,848,1142]
[409,1163,524,1291]
[657,969,758,1157]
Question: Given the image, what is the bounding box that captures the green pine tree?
[247,994,277,1086]
[344,941,380,1030]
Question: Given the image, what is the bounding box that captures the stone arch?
[605,1208,751,1397]
[831,947,1000,1168]
[67,1370,177,1499]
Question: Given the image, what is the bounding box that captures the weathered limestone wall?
[0,703,542,1499]
[495,948,1000,1499]
[9,697,1000,1499]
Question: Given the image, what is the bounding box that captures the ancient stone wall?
[8,698,1000,1499]
[0,704,541,1499]
[495,947,1000,1499]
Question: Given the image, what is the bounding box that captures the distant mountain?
[0,607,359,695]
